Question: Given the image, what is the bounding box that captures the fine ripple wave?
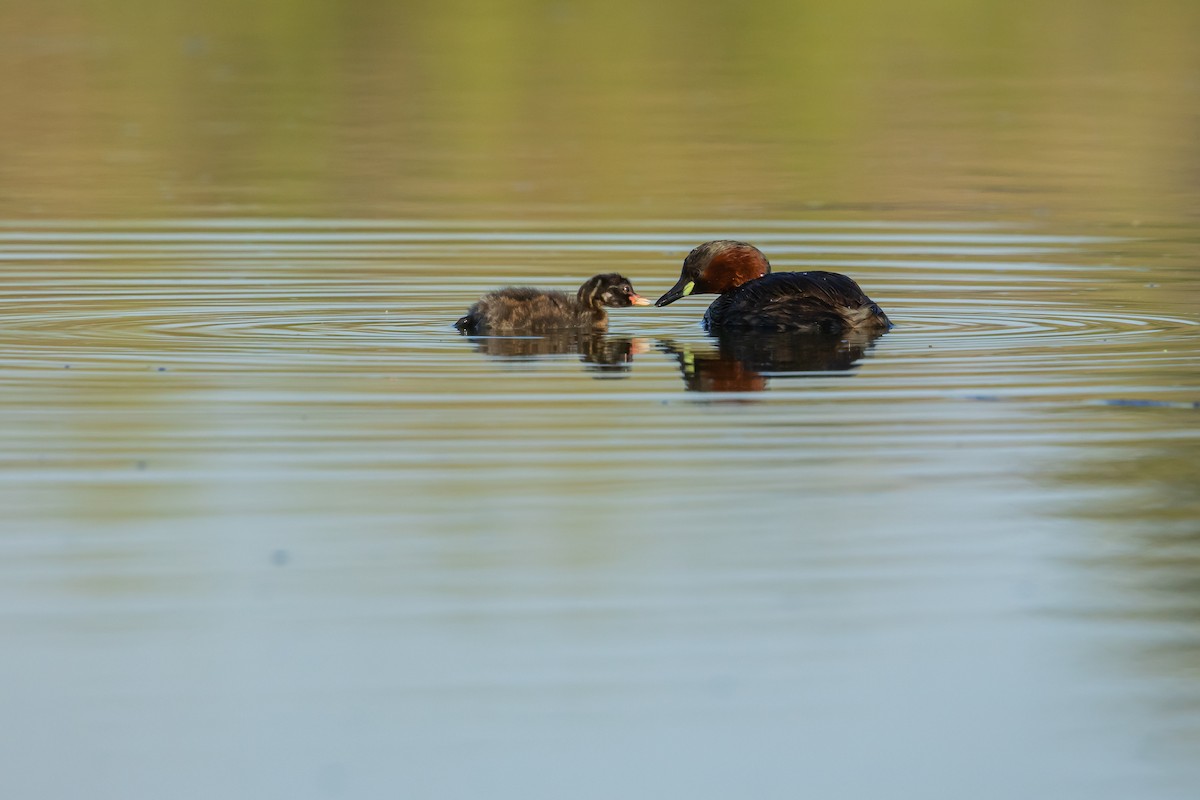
[0,220,1195,408]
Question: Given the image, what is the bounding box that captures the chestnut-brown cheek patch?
[703,249,768,293]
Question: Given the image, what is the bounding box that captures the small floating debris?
[958,395,1197,409]
[1089,398,1199,409]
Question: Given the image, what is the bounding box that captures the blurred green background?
[2,0,1198,222]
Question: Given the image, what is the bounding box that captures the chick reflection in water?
[659,329,884,392]
[466,331,649,375]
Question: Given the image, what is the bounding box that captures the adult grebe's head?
[655,241,771,307]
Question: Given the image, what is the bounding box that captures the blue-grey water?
[1,3,1199,799]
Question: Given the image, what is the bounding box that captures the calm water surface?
[1,3,1199,799]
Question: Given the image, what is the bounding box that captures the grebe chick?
[456,273,650,334]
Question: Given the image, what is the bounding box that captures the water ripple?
[0,220,1194,410]
[889,302,1197,346]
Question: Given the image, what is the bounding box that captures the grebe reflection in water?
[658,329,884,392]
[462,331,650,376]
